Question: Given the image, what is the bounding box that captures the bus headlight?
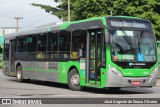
[150,67,158,76]
[110,66,122,76]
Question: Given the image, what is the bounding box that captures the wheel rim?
[71,73,80,86]
[17,70,21,80]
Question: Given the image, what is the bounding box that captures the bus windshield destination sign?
[110,20,150,29]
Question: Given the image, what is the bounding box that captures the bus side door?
[86,29,104,84]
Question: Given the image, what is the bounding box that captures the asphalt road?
[0,69,160,107]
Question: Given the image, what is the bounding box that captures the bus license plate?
[132,81,141,86]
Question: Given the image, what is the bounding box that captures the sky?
[0,0,61,30]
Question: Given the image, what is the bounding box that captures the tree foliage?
[31,0,160,39]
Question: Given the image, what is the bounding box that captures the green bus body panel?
[100,68,107,88]
[60,16,147,31]
[112,63,158,77]
[0,36,4,45]
[59,61,86,86]
[157,42,160,78]
[106,45,158,77]
[60,17,106,30]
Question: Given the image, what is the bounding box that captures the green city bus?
[2,16,158,91]
[157,41,160,78]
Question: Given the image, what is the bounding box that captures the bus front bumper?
[106,68,158,88]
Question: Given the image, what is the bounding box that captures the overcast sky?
[0,0,61,30]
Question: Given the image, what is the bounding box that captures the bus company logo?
[129,63,134,66]
[129,63,146,66]
[2,99,11,104]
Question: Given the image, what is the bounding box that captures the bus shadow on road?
[9,78,154,95]
[9,78,69,89]
[83,87,154,95]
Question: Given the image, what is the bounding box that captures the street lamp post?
[68,0,70,22]
[14,17,23,32]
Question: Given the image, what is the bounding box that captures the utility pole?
[14,17,23,32]
[68,0,70,22]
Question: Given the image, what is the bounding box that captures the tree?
[110,0,160,39]
[31,0,160,39]
[32,0,72,21]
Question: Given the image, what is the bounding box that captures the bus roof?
[5,16,150,39]
[106,16,150,22]
[5,23,61,39]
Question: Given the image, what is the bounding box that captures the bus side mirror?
[105,31,110,44]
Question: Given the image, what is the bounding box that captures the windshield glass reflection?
[110,29,156,62]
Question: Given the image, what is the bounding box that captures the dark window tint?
[71,30,86,58]
[47,32,58,59]
[59,31,71,59]
[26,35,37,52]
[17,37,26,52]
[4,39,9,60]
[37,34,47,59]
[38,34,47,52]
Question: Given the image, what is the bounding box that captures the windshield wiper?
[139,30,144,42]
[137,30,144,53]
[119,28,133,51]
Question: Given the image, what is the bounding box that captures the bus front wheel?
[16,66,23,82]
[68,69,83,91]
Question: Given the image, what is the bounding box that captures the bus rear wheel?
[68,69,83,91]
[16,66,23,82]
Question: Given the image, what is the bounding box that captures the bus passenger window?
[47,32,58,59]
[4,39,9,60]
[26,36,37,52]
[59,31,71,59]
[71,30,86,59]
[37,34,47,59]
[17,37,26,52]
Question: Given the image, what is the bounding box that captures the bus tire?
[68,69,83,91]
[16,66,23,82]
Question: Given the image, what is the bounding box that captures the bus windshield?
[110,29,156,62]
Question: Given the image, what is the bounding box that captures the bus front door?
[87,29,103,85]
[9,40,16,75]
